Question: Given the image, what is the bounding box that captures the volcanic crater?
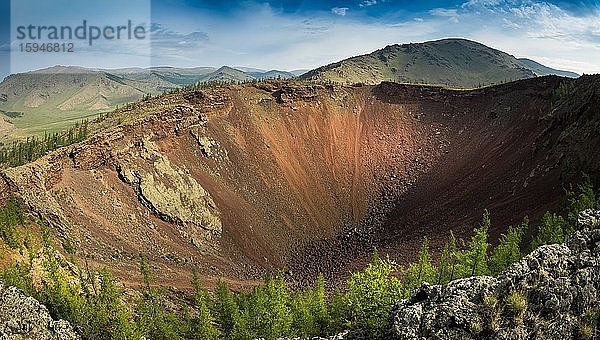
[2,75,599,289]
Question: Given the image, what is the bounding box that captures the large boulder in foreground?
[387,209,600,339]
[0,283,79,339]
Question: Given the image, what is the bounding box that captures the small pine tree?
[189,268,220,338]
[82,269,139,339]
[404,236,436,293]
[0,196,22,249]
[489,219,525,276]
[214,279,241,340]
[312,273,329,333]
[567,175,598,225]
[135,254,183,340]
[195,290,220,339]
[139,253,153,290]
[247,284,269,338]
[436,231,459,285]
[328,288,349,334]
[460,210,491,277]
[265,274,292,338]
[289,289,315,338]
[531,211,568,250]
[345,250,403,337]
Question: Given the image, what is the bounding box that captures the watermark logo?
[16,20,147,47]
[10,0,151,74]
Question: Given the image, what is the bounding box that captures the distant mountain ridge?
[299,38,579,87]
[517,58,579,78]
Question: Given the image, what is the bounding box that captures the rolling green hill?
[0,67,176,139]
[300,38,578,87]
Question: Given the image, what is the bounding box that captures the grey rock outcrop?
[387,209,600,339]
[0,283,80,339]
[117,138,222,249]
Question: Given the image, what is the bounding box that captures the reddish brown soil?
[3,76,600,290]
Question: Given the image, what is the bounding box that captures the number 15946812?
[19,43,75,53]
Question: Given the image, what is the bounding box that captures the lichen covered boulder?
[387,209,600,339]
[0,283,80,339]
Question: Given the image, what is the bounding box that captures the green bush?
[579,309,599,340]
[0,261,35,296]
[345,250,404,337]
[0,196,24,249]
[505,290,527,324]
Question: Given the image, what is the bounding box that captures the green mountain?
[517,58,579,78]
[200,66,255,83]
[0,66,163,139]
[248,70,296,80]
[300,38,578,87]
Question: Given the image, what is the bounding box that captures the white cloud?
[429,8,459,17]
[429,8,460,23]
[151,23,209,49]
[462,0,504,10]
[331,7,349,16]
[359,0,378,7]
[420,0,600,74]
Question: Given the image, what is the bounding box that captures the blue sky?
[1,0,599,80]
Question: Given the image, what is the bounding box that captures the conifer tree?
[567,175,598,225]
[265,275,292,338]
[404,236,436,293]
[531,211,567,249]
[136,254,183,339]
[328,288,349,333]
[488,218,526,276]
[461,210,491,277]
[312,273,329,333]
[289,289,315,338]
[190,268,219,339]
[437,231,459,285]
[345,250,403,337]
[214,279,241,339]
